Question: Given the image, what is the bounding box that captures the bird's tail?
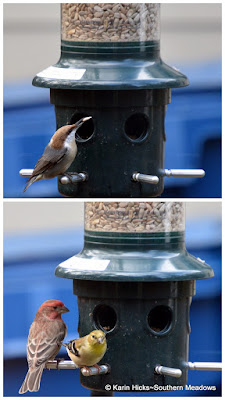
[19,365,45,394]
[23,175,41,192]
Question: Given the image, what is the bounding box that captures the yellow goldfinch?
[63,330,107,368]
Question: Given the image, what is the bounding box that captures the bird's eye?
[92,335,96,339]
[53,306,57,310]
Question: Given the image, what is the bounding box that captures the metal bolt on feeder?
[19,3,206,197]
[54,202,218,394]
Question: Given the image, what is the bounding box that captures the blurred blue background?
[3,202,221,396]
[3,4,221,198]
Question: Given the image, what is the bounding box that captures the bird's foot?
[61,172,80,183]
[81,364,104,376]
[80,366,93,376]
[55,358,65,370]
[93,364,102,374]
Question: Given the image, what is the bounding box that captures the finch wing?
[31,145,68,178]
[27,321,66,369]
[74,337,85,351]
[72,337,88,357]
[66,337,85,357]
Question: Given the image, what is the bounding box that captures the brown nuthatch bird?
[24,117,92,192]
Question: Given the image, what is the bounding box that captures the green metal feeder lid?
[32,41,189,90]
[55,232,213,282]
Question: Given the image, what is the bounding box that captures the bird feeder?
[55,202,215,394]
[30,3,205,198]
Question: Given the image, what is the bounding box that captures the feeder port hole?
[93,304,117,333]
[148,305,173,335]
[70,113,95,142]
[124,113,149,142]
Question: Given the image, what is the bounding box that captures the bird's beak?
[98,337,105,344]
[60,306,69,314]
[75,116,92,129]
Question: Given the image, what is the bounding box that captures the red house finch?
[19,299,69,394]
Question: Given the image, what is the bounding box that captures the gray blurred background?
[4,3,222,82]
[4,202,221,235]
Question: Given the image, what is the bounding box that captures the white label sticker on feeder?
[37,66,86,80]
[60,256,110,271]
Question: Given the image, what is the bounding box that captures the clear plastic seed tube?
[85,202,185,233]
[61,3,160,43]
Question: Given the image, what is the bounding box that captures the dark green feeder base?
[55,231,214,393]
[51,88,169,198]
[33,41,189,198]
[74,279,194,392]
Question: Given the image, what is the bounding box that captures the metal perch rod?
[155,366,182,378]
[81,365,110,376]
[46,360,76,369]
[187,362,222,371]
[19,169,36,177]
[155,362,222,377]
[132,173,159,185]
[45,360,110,376]
[19,169,87,184]
[163,169,205,178]
[60,173,87,184]
[132,169,205,184]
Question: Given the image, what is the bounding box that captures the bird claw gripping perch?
[56,358,65,370]
[60,172,88,185]
[61,172,78,184]
[81,364,111,377]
